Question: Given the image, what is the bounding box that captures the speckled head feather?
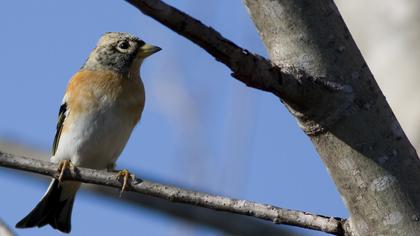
[82,32,161,76]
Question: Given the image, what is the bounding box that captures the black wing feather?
[52,103,67,155]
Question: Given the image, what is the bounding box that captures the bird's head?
[82,32,161,77]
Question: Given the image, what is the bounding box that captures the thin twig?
[0,151,347,235]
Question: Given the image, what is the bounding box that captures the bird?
[15,32,161,233]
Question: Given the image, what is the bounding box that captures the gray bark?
[243,1,420,235]
[336,0,420,148]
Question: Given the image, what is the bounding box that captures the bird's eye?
[117,41,130,50]
[138,40,145,47]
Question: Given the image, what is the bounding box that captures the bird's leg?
[57,159,72,184]
[115,169,133,197]
[107,163,134,197]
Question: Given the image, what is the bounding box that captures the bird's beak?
[139,43,162,58]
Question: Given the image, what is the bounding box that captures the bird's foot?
[57,159,72,184]
[115,169,133,197]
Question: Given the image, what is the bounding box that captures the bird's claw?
[115,169,132,197]
[57,159,72,184]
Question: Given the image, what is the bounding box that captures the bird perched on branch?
[15,32,161,233]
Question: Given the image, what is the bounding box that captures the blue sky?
[0,1,346,235]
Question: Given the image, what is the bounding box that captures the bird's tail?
[16,178,79,233]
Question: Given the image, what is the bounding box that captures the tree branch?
[0,151,347,235]
[93,188,300,236]
[126,0,354,121]
[0,140,295,236]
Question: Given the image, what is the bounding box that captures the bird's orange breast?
[63,70,145,130]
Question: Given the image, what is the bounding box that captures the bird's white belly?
[51,105,135,170]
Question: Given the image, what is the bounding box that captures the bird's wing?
[52,100,68,156]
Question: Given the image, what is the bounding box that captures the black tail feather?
[16,179,75,233]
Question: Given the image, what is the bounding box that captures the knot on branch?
[281,66,355,136]
[229,50,284,94]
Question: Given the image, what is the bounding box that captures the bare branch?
[94,188,301,236]
[0,140,295,236]
[0,151,347,235]
[126,0,354,135]
[127,0,353,115]
[127,0,280,92]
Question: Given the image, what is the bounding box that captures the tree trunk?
[244,0,420,235]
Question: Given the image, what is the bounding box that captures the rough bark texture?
[93,188,301,236]
[243,1,420,235]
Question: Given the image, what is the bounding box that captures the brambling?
[15,32,161,233]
